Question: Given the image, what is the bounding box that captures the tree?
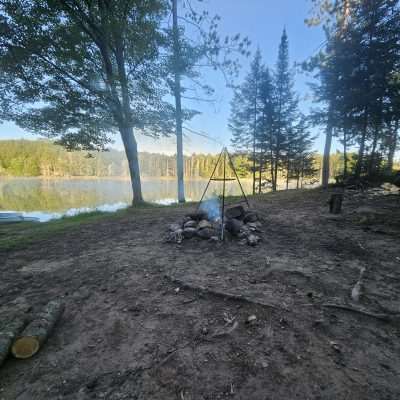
[167,0,250,202]
[229,49,263,194]
[272,29,299,191]
[0,0,173,203]
[306,0,400,181]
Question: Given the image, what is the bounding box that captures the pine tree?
[272,29,299,191]
[229,49,263,194]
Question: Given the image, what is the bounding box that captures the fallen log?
[0,318,27,367]
[11,301,64,359]
[322,303,400,323]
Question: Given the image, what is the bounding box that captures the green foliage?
[0,139,255,179]
[229,31,318,192]
[306,0,400,179]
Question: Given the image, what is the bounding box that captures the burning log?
[11,301,64,359]
[0,317,27,367]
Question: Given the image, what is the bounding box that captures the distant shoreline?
[0,176,253,182]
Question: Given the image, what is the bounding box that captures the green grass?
[0,202,160,252]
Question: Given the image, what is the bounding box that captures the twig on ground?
[322,303,400,323]
[164,275,280,310]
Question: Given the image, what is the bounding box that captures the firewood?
[11,301,64,359]
[0,318,27,367]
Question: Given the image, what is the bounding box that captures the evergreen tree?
[272,29,299,191]
[229,49,263,194]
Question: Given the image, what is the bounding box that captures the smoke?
[199,197,221,221]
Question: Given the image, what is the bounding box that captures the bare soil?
[1,189,400,400]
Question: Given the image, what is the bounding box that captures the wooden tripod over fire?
[197,147,250,240]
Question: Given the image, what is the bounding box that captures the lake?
[0,177,253,221]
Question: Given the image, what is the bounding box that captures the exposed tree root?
[322,303,400,323]
[164,275,280,310]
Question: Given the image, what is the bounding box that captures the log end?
[11,337,39,359]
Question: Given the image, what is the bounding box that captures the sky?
[0,0,338,155]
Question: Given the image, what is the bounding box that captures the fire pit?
[166,147,262,246]
[166,203,262,246]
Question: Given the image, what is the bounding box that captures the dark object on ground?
[243,211,258,223]
[197,228,216,240]
[0,317,27,367]
[225,206,245,220]
[183,227,197,239]
[11,301,64,359]
[329,194,343,214]
[225,218,244,236]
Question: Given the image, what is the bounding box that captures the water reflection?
[0,177,253,221]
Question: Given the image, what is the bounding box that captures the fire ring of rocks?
[165,204,262,246]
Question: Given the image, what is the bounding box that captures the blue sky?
[0,0,338,155]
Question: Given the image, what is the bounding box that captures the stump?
[329,194,343,214]
[11,301,64,359]
[0,318,27,367]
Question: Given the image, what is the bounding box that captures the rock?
[168,223,182,232]
[243,211,258,223]
[184,220,197,229]
[225,205,245,219]
[247,234,260,246]
[197,227,216,239]
[198,220,212,230]
[225,218,244,236]
[209,236,220,242]
[246,222,260,231]
[186,210,207,221]
[183,227,197,239]
[246,315,257,324]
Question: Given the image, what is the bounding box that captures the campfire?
[166,147,261,246]
[166,202,262,246]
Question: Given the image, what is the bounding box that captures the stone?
[168,223,182,232]
[183,227,197,238]
[198,219,212,230]
[247,234,260,246]
[225,205,245,219]
[184,220,197,229]
[225,218,244,236]
[197,227,216,239]
[243,211,258,223]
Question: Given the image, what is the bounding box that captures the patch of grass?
[0,202,159,252]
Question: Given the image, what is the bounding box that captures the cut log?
[11,301,64,359]
[329,194,343,214]
[0,317,27,367]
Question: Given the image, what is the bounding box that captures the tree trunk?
[322,121,333,188]
[286,156,290,190]
[12,301,64,359]
[0,317,26,366]
[121,126,143,203]
[343,128,348,178]
[172,0,185,203]
[258,151,262,194]
[387,120,398,173]
[355,108,368,179]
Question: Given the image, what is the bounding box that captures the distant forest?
[0,140,257,179]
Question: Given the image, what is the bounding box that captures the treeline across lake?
[0,140,257,179]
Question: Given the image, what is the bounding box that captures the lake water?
[0,177,253,221]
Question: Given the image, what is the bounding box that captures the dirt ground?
[0,189,400,400]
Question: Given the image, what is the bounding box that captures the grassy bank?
[0,202,168,252]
